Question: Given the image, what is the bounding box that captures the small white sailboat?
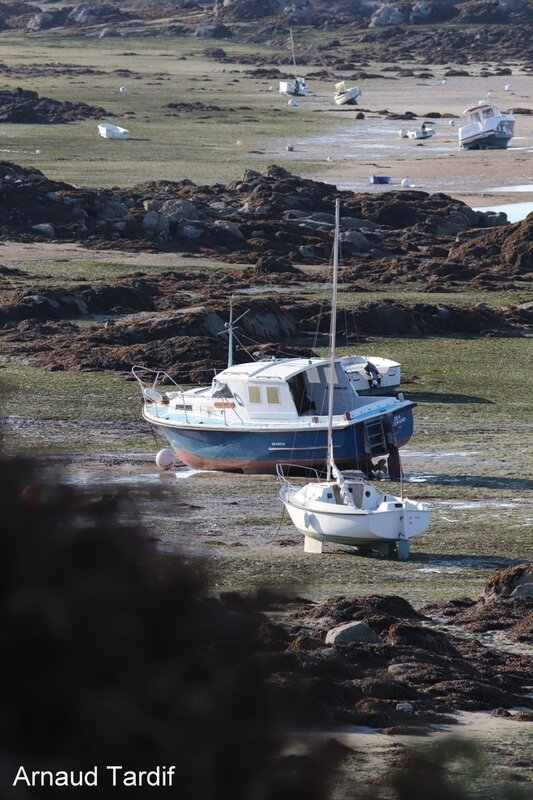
[333,81,361,106]
[277,200,431,560]
[279,28,309,97]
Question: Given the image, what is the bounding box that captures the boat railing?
[131,365,190,422]
[276,463,323,486]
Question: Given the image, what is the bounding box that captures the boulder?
[142,211,169,238]
[370,5,407,27]
[325,621,381,645]
[30,223,55,238]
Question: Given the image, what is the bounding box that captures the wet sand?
[275,68,533,211]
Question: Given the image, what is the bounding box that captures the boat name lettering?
[271,442,286,447]
[393,415,406,426]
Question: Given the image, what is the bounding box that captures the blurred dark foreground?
[0,455,529,800]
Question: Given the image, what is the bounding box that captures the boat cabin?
[207,358,357,421]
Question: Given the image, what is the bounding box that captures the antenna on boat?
[326,199,340,482]
[218,295,250,368]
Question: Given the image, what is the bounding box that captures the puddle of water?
[473,201,533,222]
[488,183,533,192]
[438,500,521,510]
[174,468,207,479]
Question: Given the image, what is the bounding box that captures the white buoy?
[156,448,177,470]
[119,85,128,93]
[286,144,294,151]
[448,119,455,126]
[35,149,41,154]
[441,79,447,85]
[401,177,411,187]
[399,129,407,138]
[288,98,298,107]
[504,83,512,92]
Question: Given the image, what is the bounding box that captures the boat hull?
[149,409,413,474]
[279,488,430,547]
[460,131,512,150]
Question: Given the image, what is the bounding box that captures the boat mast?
[220,295,250,368]
[326,199,340,481]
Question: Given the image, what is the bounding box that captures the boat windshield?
[483,108,494,119]
[212,381,234,399]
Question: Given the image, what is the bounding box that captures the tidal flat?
[2,333,531,603]
[0,27,532,796]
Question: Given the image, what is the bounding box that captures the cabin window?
[306,367,321,384]
[266,386,280,405]
[212,382,233,399]
[483,108,494,119]
[248,386,261,404]
[471,112,481,124]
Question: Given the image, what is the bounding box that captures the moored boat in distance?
[333,81,361,106]
[279,77,308,97]
[459,101,514,150]
[400,122,435,140]
[279,28,309,97]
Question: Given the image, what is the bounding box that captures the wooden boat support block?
[304,536,323,554]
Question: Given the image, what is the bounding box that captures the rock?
[212,219,244,238]
[340,229,370,252]
[0,88,109,124]
[195,22,233,38]
[27,11,64,31]
[325,621,382,645]
[159,198,200,222]
[95,199,128,221]
[370,7,407,27]
[99,26,120,37]
[482,564,533,601]
[30,223,55,238]
[178,222,204,239]
[142,211,169,237]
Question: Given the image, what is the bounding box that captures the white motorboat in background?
[341,355,401,396]
[459,101,514,150]
[334,81,362,106]
[277,200,430,559]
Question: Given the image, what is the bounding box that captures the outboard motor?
[364,360,381,388]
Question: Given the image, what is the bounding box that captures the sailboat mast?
[289,27,297,75]
[326,199,340,481]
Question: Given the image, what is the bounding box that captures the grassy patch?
[0,34,337,188]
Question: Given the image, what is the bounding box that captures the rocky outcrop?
[423,564,533,642]
[1,161,525,291]
[0,88,109,123]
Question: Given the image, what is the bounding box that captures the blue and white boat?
[133,357,414,476]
